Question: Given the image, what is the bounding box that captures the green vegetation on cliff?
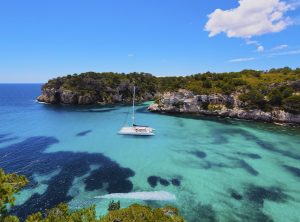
[39,67,300,113]
[0,169,185,222]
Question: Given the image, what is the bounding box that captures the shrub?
[283,95,300,114]
[208,104,223,111]
[203,79,212,88]
[101,204,184,222]
[239,90,266,110]
[108,201,120,211]
[268,89,283,106]
[280,86,294,98]
[0,169,28,217]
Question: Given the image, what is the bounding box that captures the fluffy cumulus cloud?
[205,0,293,38]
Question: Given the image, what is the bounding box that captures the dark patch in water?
[190,151,207,159]
[159,178,170,186]
[0,136,135,220]
[245,185,288,206]
[147,176,176,187]
[216,153,259,176]
[171,179,181,186]
[255,140,300,160]
[176,119,185,128]
[147,176,159,188]
[201,161,230,170]
[84,164,134,193]
[0,133,11,139]
[76,130,92,137]
[236,152,261,159]
[230,190,243,200]
[212,134,228,144]
[186,202,217,222]
[0,136,18,144]
[239,160,259,176]
[283,165,300,178]
[213,128,300,160]
[242,209,274,222]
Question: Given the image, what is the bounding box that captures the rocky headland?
[37,72,156,105]
[148,89,300,124]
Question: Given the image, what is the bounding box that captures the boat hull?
[118,127,155,136]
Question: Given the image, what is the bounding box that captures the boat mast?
[132,86,135,126]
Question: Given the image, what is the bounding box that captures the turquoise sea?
[1,84,300,222]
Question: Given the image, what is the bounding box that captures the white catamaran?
[118,86,155,136]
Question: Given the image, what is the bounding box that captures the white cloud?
[257,46,265,52]
[205,0,293,38]
[229,57,256,62]
[245,39,264,52]
[270,44,288,51]
[269,49,300,56]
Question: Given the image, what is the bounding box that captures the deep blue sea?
[1,84,300,222]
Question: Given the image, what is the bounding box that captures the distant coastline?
[37,69,300,124]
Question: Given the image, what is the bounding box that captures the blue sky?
[0,0,300,83]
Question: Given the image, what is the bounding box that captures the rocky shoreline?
[148,90,300,124]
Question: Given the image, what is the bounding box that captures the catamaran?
[118,86,155,136]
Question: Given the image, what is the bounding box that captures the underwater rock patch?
[76,130,92,137]
[84,163,134,193]
[147,176,180,187]
[0,136,135,220]
[171,178,181,186]
[190,150,207,159]
[236,152,261,159]
[283,165,300,178]
[184,202,217,222]
[147,176,159,188]
[239,160,259,176]
[230,190,243,201]
[159,178,170,186]
[245,185,288,206]
[213,128,300,160]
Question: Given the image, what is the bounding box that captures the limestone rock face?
[60,90,78,104]
[148,90,300,124]
[78,95,94,105]
[37,88,60,104]
[37,87,155,105]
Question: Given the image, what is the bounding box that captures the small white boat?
[118,86,155,136]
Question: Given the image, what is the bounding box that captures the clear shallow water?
[1,84,300,222]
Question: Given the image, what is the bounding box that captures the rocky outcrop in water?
[148,90,300,124]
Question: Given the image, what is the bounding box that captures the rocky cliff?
[148,90,300,124]
[37,87,154,105]
[37,72,157,105]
